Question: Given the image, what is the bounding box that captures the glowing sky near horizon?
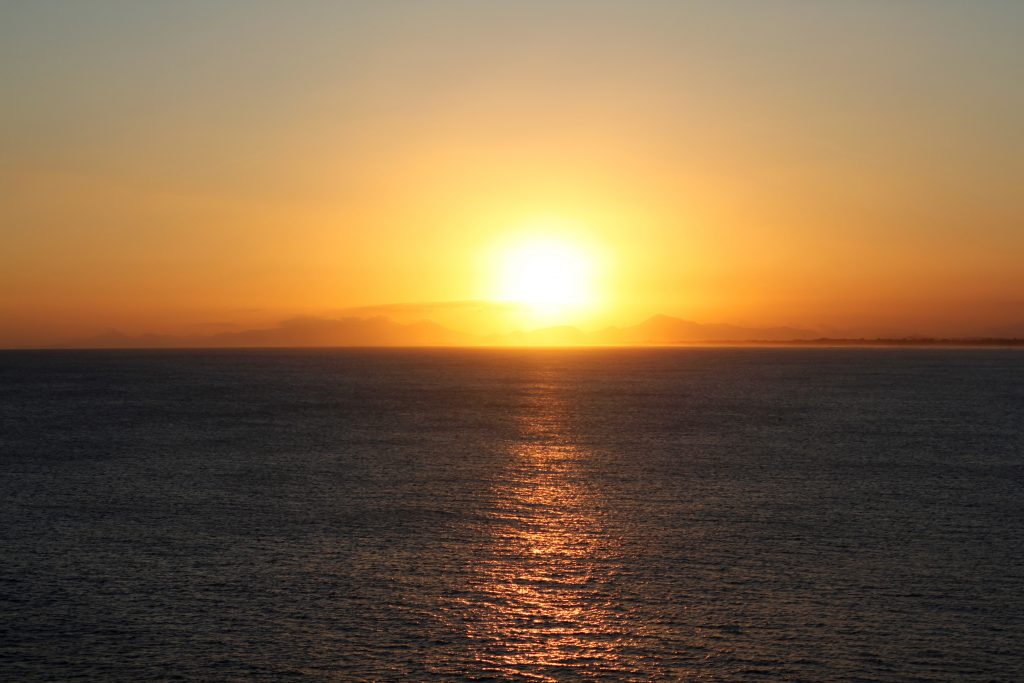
[2,1,1023,345]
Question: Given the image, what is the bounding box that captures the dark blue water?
[1,348,1022,681]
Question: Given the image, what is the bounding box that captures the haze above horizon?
[3,1,1023,347]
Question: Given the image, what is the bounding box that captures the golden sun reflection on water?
[463,374,640,681]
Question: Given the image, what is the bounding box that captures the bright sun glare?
[498,237,595,315]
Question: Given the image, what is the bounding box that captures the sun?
[497,236,595,315]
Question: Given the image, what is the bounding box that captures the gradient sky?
[3,1,1023,345]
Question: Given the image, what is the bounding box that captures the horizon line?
[4,337,1024,352]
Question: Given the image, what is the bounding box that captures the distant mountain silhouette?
[485,325,590,346]
[207,316,468,347]
[601,314,820,344]
[60,312,1022,349]
[68,316,470,348]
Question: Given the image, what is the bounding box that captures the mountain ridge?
[48,313,1024,349]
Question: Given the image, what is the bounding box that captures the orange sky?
[2,2,1023,346]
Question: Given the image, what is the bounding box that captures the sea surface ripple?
[1,348,1022,681]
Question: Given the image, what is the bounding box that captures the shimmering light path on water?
[1,348,1022,681]
[456,365,637,679]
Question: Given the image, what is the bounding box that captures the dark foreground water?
[1,348,1022,681]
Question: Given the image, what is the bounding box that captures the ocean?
[1,348,1021,681]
